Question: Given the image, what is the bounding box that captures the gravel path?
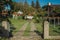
[29,22,43,40]
[10,21,43,40]
[10,22,29,40]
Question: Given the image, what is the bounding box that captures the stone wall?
[44,21,60,39]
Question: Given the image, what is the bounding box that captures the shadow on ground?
[7,19,16,38]
[34,30,44,38]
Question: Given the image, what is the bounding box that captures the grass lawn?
[23,22,31,36]
[0,37,8,40]
[49,23,60,36]
[34,17,43,34]
[9,18,27,34]
[35,22,43,34]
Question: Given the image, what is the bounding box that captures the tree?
[35,0,41,14]
[24,0,28,7]
[0,0,13,11]
[23,0,29,15]
[13,2,23,11]
[31,1,35,8]
[9,0,14,10]
[0,0,4,12]
[35,0,40,9]
[53,7,60,13]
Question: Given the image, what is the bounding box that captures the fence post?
[54,18,55,28]
[58,17,59,25]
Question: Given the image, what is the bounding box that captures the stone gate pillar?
[2,21,9,37]
[44,21,49,39]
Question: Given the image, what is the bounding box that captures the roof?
[51,5,60,8]
[17,11,23,14]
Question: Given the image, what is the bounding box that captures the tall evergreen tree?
[0,0,13,11]
[0,0,5,12]
[35,0,40,9]
[23,0,29,15]
[0,0,13,17]
[24,0,28,7]
[31,1,35,8]
[8,0,14,10]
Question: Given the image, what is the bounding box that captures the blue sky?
[12,0,60,7]
[6,0,60,10]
